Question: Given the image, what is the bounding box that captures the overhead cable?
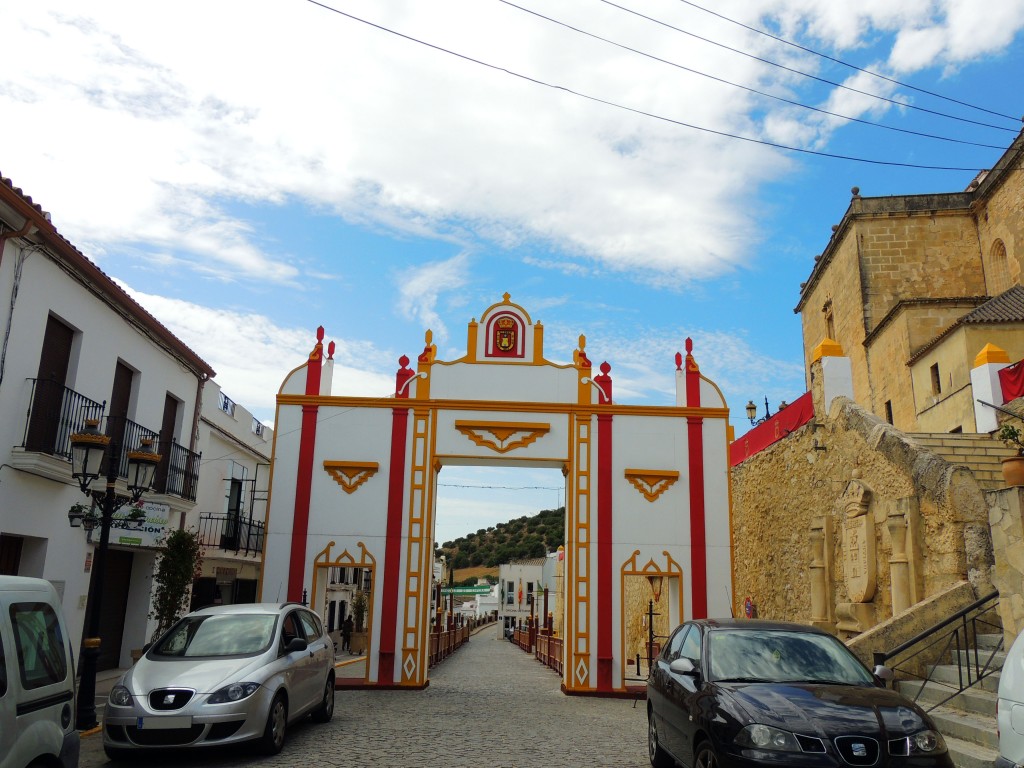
[669,0,1022,124]
[304,0,1011,172]
[499,0,1006,150]
[595,0,1019,133]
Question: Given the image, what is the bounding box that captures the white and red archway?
[260,294,733,694]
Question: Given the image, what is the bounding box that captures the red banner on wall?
[999,360,1024,403]
[730,391,815,466]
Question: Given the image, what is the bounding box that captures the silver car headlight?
[208,682,261,704]
[735,724,802,752]
[109,685,133,707]
[890,730,947,755]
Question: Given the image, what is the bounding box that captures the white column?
[971,343,1011,433]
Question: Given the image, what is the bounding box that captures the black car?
[646,619,953,768]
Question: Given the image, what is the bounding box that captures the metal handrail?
[872,590,1002,712]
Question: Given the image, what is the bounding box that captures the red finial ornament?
[675,352,683,371]
[685,337,693,354]
[317,326,325,343]
[395,355,415,399]
[327,341,335,360]
[594,361,613,404]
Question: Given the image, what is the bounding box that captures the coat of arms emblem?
[495,316,517,352]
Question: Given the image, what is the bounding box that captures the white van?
[0,576,80,768]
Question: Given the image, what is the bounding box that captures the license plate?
[136,715,192,730]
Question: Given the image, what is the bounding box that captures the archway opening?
[432,465,566,643]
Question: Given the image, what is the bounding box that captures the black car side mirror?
[284,636,309,654]
[669,657,699,676]
[872,664,894,686]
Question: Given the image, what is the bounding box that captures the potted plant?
[350,589,368,655]
[148,527,204,642]
[999,424,1024,486]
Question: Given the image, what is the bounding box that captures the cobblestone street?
[80,626,650,767]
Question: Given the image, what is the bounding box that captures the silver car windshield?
[709,629,874,684]
[153,614,278,657]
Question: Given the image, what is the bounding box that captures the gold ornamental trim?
[623,469,680,502]
[323,461,380,494]
[453,420,551,454]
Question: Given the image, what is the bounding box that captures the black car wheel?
[694,740,718,768]
[648,708,674,768]
[258,693,288,755]
[103,746,133,763]
[311,676,335,723]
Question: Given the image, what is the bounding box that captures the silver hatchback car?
[103,602,335,761]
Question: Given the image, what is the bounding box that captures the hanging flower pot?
[1003,457,1024,487]
[999,425,1024,487]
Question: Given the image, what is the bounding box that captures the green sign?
[441,586,493,595]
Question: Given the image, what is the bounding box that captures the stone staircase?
[908,432,1016,492]
[895,632,1004,768]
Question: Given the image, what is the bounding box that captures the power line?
[304,0,1013,172]
[439,484,564,491]
[499,0,1007,150]
[595,0,1020,133]
[670,0,1022,124]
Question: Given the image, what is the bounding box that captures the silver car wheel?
[259,693,288,755]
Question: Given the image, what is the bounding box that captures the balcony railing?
[196,513,265,557]
[21,380,200,502]
[22,378,105,459]
[156,439,201,502]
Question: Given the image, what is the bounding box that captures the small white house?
[498,557,546,634]
[189,380,272,609]
[0,175,215,670]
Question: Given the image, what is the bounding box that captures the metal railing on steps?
[872,589,1001,712]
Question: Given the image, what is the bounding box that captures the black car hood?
[722,682,932,738]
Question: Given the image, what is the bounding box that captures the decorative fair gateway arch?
[260,294,733,695]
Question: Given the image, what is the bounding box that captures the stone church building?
[731,128,1024,657]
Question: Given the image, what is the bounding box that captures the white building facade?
[0,176,215,670]
[189,380,271,609]
[262,294,733,695]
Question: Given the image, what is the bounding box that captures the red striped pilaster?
[287,328,325,602]
[684,338,707,619]
[379,405,410,684]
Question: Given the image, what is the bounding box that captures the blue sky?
[2,0,1022,543]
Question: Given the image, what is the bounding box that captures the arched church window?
[988,239,1011,295]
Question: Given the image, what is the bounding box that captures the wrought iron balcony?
[22,378,105,459]
[196,513,265,558]
[20,378,200,502]
[155,439,201,502]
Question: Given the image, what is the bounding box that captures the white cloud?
[116,282,395,420]
[397,253,472,340]
[1,0,1021,292]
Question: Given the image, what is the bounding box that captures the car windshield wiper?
[714,676,771,683]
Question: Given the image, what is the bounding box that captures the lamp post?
[68,418,160,730]
[745,396,772,426]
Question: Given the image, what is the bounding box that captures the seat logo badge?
[164,694,176,705]
[852,743,867,757]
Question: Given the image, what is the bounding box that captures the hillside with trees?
[436,506,565,573]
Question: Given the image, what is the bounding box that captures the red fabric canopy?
[730,391,815,466]
[1000,360,1024,403]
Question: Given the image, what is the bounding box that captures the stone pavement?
[80,625,651,767]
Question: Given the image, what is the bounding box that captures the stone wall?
[989,486,1024,643]
[731,395,991,640]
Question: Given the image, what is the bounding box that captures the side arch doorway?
[261,294,733,695]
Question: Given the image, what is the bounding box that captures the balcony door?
[25,315,73,453]
[105,362,134,476]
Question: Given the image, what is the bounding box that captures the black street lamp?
[68,418,161,730]
[745,396,772,426]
